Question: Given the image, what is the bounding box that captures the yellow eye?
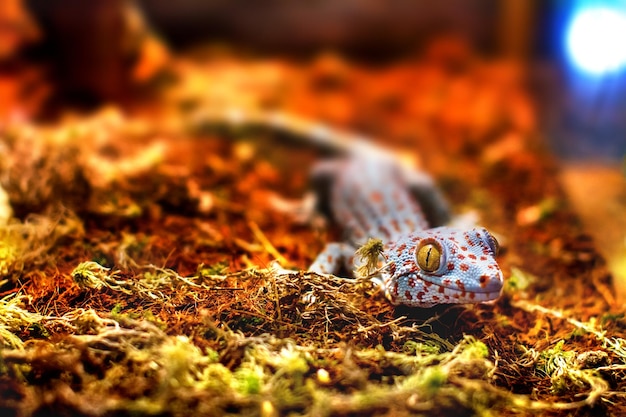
[416,241,442,273]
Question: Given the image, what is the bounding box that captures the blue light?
[566,7,626,75]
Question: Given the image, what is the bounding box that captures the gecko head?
[382,227,503,307]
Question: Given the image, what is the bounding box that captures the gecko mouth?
[437,285,502,302]
[418,270,504,295]
[400,273,503,303]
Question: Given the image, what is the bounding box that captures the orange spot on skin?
[417,291,425,300]
[438,286,445,293]
[405,290,413,300]
[459,264,469,272]
[479,275,489,288]
[468,254,477,260]
[480,256,487,261]
[469,292,475,299]
[408,277,416,287]
[460,246,468,251]
[370,191,383,202]
[447,262,455,271]
[455,280,466,291]
[458,254,465,260]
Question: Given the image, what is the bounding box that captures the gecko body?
[198,109,504,307]
[308,153,503,307]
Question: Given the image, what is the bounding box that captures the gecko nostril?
[479,275,488,286]
[479,272,503,291]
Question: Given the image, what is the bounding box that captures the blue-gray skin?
[307,153,504,307]
[197,109,504,306]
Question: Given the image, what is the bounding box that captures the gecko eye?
[416,239,442,273]
[486,232,499,256]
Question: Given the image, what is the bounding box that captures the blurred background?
[0,0,623,160]
[0,0,625,287]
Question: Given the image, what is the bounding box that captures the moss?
[403,340,442,356]
[198,362,234,392]
[0,241,17,277]
[71,261,116,290]
[355,238,385,278]
[157,336,206,389]
[234,365,265,395]
[457,336,489,360]
[0,294,43,349]
[197,260,229,279]
[0,64,624,417]
[504,267,535,293]
[402,366,448,397]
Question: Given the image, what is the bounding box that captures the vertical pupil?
[417,243,441,272]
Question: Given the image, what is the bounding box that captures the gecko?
[199,109,504,307]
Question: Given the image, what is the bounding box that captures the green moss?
[0,241,17,276]
[402,366,448,397]
[71,261,115,290]
[197,261,229,278]
[204,347,220,363]
[421,366,448,394]
[457,336,489,360]
[234,365,265,395]
[274,347,309,375]
[403,340,442,356]
[504,267,535,294]
[0,294,44,349]
[533,340,605,395]
[27,322,50,339]
[355,238,385,278]
[600,312,624,326]
[198,363,234,393]
[157,336,205,388]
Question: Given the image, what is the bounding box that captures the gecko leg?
[301,242,355,306]
[309,242,356,275]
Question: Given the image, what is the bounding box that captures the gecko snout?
[476,268,504,294]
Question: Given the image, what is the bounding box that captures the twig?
[248,221,289,266]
